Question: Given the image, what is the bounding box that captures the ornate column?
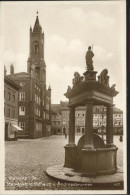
[64,106,76,168]
[68,106,76,146]
[106,104,114,147]
[81,101,96,176]
[84,101,94,149]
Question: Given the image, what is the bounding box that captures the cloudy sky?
[0,1,126,110]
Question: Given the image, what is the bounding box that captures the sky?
[0,1,126,110]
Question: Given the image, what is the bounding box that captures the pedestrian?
[119,135,123,142]
[65,130,67,139]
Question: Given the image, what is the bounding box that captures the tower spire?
[33,10,41,32]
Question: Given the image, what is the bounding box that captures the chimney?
[4,65,7,76]
[10,64,14,75]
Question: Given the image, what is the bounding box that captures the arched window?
[33,41,39,54]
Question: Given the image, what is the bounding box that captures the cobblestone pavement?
[5,135,123,190]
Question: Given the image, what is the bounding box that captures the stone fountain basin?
[64,134,118,176]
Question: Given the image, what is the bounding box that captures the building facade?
[52,102,123,135]
[60,101,69,135]
[51,104,61,135]
[4,72,21,140]
[6,15,51,138]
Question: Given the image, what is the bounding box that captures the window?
[63,119,66,124]
[82,119,85,124]
[77,119,79,125]
[37,108,38,116]
[33,41,39,54]
[77,128,80,133]
[36,96,38,104]
[43,112,46,119]
[20,92,25,101]
[8,92,11,100]
[78,113,80,117]
[19,106,25,115]
[19,122,25,130]
[82,128,85,133]
[12,95,15,102]
[8,108,10,117]
[82,114,84,116]
[12,110,15,118]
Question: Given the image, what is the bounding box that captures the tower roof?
[33,15,42,32]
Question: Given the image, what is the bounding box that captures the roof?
[51,104,60,109]
[51,104,61,114]
[33,16,42,32]
[7,72,30,76]
[76,106,86,110]
[7,72,30,80]
[113,107,123,113]
[60,101,69,108]
[4,76,21,90]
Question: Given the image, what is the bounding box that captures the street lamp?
[101,106,105,140]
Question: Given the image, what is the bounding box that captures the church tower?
[27,12,46,88]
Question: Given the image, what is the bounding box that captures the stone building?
[6,15,51,138]
[57,102,123,135]
[60,101,69,135]
[4,67,22,140]
[75,106,85,134]
[51,104,61,135]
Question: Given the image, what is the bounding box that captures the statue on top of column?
[85,46,94,71]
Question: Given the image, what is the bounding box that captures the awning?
[12,124,23,131]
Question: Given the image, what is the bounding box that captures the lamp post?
[101,106,105,140]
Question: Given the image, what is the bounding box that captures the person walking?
[119,135,123,142]
[65,129,67,139]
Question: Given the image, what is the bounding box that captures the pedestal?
[81,148,96,176]
[81,147,117,176]
[64,145,77,169]
[83,70,97,82]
